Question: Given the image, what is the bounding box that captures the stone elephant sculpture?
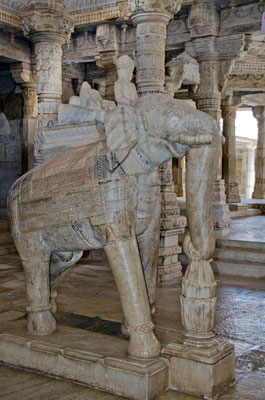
[8,94,222,360]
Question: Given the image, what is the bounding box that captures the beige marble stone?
[8,91,220,363]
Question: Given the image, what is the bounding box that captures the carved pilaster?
[222,97,241,203]
[252,106,265,199]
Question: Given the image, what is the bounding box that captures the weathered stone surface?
[163,341,235,399]
[8,88,220,363]
[0,322,168,400]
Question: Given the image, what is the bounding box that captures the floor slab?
[0,226,264,399]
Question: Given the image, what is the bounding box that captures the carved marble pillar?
[34,38,64,162]
[21,85,38,171]
[96,24,119,101]
[172,158,185,197]
[97,56,118,102]
[222,104,241,203]
[10,62,37,171]
[252,106,265,199]
[22,2,74,163]
[194,60,230,237]
[132,12,169,96]
[132,10,186,282]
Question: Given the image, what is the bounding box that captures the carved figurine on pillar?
[114,55,138,106]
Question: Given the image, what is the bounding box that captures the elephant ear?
[105,106,141,170]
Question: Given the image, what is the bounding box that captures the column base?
[162,338,235,399]
[225,182,241,204]
[252,192,265,199]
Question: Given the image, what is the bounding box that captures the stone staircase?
[229,203,262,219]
[212,238,265,279]
[179,238,265,278]
[0,218,17,256]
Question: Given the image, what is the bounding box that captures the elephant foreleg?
[137,229,160,312]
[104,236,161,359]
[22,257,57,335]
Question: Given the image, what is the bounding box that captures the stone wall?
[0,67,23,216]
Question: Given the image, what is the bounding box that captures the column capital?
[252,105,265,122]
[188,0,220,39]
[10,62,35,86]
[21,7,74,44]
[10,62,37,118]
[131,10,172,26]
[129,0,182,15]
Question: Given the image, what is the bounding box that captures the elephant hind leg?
[104,236,161,360]
[22,257,56,335]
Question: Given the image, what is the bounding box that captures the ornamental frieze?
[220,4,262,36]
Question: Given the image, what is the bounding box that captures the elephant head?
[105,94,222,260]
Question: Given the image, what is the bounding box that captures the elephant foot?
[27,308,57,335]
[128,325,161,360]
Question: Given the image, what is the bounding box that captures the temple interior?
[0,1,264,399]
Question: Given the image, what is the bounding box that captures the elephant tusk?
[174,133,213,146]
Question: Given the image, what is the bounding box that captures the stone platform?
[0,252,264,400]
[0,314,168,400]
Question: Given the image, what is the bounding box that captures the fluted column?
[222,104,241,203]
[252,106,265,199]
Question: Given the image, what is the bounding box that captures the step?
[212,259,265,279]
[228,203,248,212]
[216,239,265,251]
[214,247,265,264]
[0,231,12,245]
[230,208,262,219]
[0,244,17,256]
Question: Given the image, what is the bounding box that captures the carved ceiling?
[0,0,260,14]
[0,0,31,13]
[0,0,118,14]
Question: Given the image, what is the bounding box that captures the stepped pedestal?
[0,316,168,400]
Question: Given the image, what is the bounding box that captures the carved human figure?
[8,94,221,360]
[68,81,115,113]
[114,55,138,106]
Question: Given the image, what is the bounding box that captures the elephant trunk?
[185,129,221,260]
[180,127,222,339]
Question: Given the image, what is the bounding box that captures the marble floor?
[0,216,264,399]
[227,215,265,243]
